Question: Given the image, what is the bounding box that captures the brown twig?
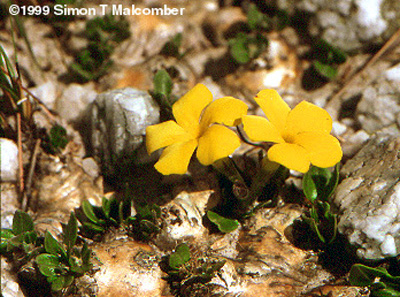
[21,138,41,212]
[326,27,400,120]
[16,113,24,194]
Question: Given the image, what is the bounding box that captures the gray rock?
[274,0,400,52]
[333,133,400,260]
[87,88,159,175]
[357,63,400,135]
[1,138,19,182]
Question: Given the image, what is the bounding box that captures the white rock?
[0,138,19,182]
[29,81,58,110]
[355,0,387,39]
[385,63,400,82]
[56,83,97,122]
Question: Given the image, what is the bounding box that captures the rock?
[1,257,24,297]
[1,138,19,182]
[56,83,97,122]
[89,240,166,297]
[0,183,19,230]
[155,191,210,249]
[29,81,58,110]
[33,153,103,236]
[357,63,400,135]
[333,133,400,260]
[86,88,160,176]
[274,0,400,52]
[82,157,101,179]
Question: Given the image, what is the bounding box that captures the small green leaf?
[209,260,226,274]
[247,4,271,31]
[102,196,111,218]
[314,39,347,64]
[153,69,173,101]
[23,231,37,244]
[207,211,239,233]
[82,221,105,233]
[69,256,84,274]
[349,264,400,287]
[313,61,338,80]
[160,33,183,57]
[12,210,34,235]
[44,231,67,258]
[50,275,74,291]
[302,165,339,203]
[324,163,340,200]
[81,242,92,272]
[64,212,78,255]
[1,229,14,253]
[229,33,250,64]
[82,200,100,224]
[1,229,14,239]
[49,124,69,151]
[36,254,62,277]
[302,170,318,204]
[169,243,191,270]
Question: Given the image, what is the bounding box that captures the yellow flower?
[242,89,342,173]
[146,84,248,175]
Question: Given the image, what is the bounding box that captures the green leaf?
[44,231,67,258]
[81,242,92,272]
[50,275,74,291]
[153,69,173,101]
[12,210,34,235]
[82,221,105,233]
[64,212,78,255]
[349,264,400,287]
[102,196,112,218]
[207,211,239,233]
[1,229,14,253]
[373,287,400,297]
[302,169,318,204]
[36,253,62,277]
[169,243,191,270]
[302,165,339,203]
[23,231,37,244]
[1,229,14,239]
[314,39,347,64]
[49,124,69,151]
[229,33,250,64]
[324,163,340,201]
[247,4,270,31]
[69,256,84,274]
[313,61,338,80]
[82,200,100,224]
[160,33,183,57]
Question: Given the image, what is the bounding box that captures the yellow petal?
[293,132,342,168]
[254,89,291,133]
[196,125,240,165]
[242,115,285,143]
[199,97,248,131]
[283,101,332,141]
[267,143,310,173]
[146,120,192,154]
[154,139,197,175]
[172,84,213,135]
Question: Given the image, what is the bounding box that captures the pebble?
[0,138,19,183]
